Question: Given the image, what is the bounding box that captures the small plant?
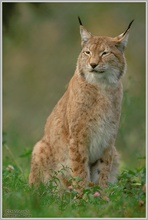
[2,138,146,217]
[2,154,146,218]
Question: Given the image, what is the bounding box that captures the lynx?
[29,17,133,191]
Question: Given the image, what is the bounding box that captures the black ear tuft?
[123,19,134,36]
[128,19,134,29]
[78,16,83,26]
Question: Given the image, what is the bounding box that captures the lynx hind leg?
[29,140,51,186]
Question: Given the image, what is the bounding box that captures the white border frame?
[0,1,147,220]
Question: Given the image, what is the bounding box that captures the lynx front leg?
[90,146,113,188]
[98,146,119,188]
[68,138,90,189]
[98,146,113,188]
[90,146,119,187]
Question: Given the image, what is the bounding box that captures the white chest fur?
[88,100,118,164]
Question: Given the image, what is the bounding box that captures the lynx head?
[77,17,134,85]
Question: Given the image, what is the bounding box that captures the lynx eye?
[84,51,91,55]
[101,51,109,56]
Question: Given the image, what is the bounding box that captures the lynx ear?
[114,19,134,52]
[78,16,92,47]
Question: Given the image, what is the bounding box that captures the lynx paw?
[98,174,109,188]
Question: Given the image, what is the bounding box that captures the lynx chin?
[29,17,134,192]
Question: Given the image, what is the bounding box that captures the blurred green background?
[3,2,146,170]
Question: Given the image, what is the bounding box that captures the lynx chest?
[87,90,121,164]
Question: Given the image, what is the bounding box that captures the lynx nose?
[90,63,98,69]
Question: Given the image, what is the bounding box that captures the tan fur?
[29,19,133,190]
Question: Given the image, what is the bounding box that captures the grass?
[2,144,146,218]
